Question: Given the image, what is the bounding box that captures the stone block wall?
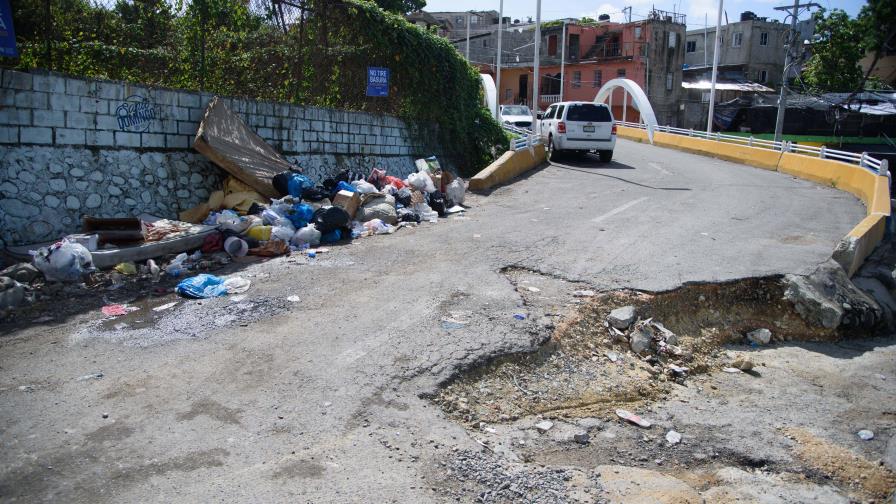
[0,69,443,247]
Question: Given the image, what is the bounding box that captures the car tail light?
[557,121,566,134]
[611,124,618,135]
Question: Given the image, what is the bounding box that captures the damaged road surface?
[3,139,894,503]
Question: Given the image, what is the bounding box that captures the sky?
[421,0,867,28]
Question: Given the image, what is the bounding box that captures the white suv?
[538,101,616,162]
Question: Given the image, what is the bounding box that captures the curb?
[469,144,546,192]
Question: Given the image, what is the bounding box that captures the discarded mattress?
[6,215,217,270]
[193,97,293,200]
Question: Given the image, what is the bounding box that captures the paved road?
[0,139,866,502]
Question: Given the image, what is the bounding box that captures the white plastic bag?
[351,180,377,194]
[291,224,322,247]
[407,172,436,193]
[217,210,251,233]
[446,179,465,205]
[271,224,296,243]
[32,240,95,282]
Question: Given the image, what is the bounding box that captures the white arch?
[594,78,657,144]
[480,73,497,119]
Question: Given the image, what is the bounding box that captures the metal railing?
[503,123,542,151]
[540,94,560,104]
[615,121,889,175]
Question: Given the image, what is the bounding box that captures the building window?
[701,91,710,103]
[668,31,677,48]
[483,39,489,48]
[572,71,581,88]
[635,26,642,39]
[470,15,479,25]
[548,34,558,56]
[758,70,768,83]
[686,40,696,53]
[760,32,768,46]
[505,88,512,100]
[593,69,602,88]
[455,16,464,26]
[666,72,673,90]
[732,32,742,47]
[617,68,626,78]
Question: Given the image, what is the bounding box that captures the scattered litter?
[147,259,161,282]
[176,274,251,299]
[113,262,137,275]
[722,367,743,374]
[101,304,138,317]
[573,432,590,444]
[32,240,95,282]
[223,277,251,294]
[113,322,129,330]
[513,314,527,320]
[573,290,595,297]
[526,286,541,293]
[473,234,481,238]
[77,372,104,381]
[152,301,178,312]
[605,351,620,363]
[229,295,247,303]
[731,356,754,371]
[445,205,466,214]
[442,319,467,330]
[874,373,887,380]
[667,364,689,376]
[857,429,874,441]
[287,295,301,303]
[535,420,554,433]
[666,430,682,445]
[616,409,652,428]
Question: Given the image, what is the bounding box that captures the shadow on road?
[549,155,692,192]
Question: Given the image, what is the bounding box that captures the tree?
[371,0,426,15]
[801,1,895,93]
[800,9,864,93]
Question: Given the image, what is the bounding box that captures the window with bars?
[572,71,581,88]
[593,69,602,88]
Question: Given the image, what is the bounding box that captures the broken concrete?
[784,259,882,330]
[607,305,636,329]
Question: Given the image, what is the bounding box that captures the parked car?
[537,101,616,162]
[498,105,534,130]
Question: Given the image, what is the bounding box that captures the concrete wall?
[684,19,787,86]
[0,69,443,247]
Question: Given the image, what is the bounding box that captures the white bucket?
[223,236,248,257]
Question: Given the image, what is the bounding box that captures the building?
[455,10,687,126]
[405,11,451,38]
[424,10,500,40]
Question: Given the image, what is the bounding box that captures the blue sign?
[366,67,389,97]
[0,0,17,57]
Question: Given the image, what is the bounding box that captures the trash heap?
[605,305,692,381]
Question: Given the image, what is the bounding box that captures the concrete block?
[258,127,273,139]
[0,89,13,107]
[141,133,166,148]
[159,118,178,134]
[178,93,200,108]
[15,91,48,109]
[248,115,265,127]
[188,107,203,122]
[56,128,86,145]
[2,70,33,90]
[32,74,65,94]
[50,93,80,112]
[66,111,94,129]
[153,90,177,106]
[95,82,124,100]
[0,108,31,125]
[178,121,197,135]
[115,131,141,147]
[80,97,108,114]
[96,115,120,130]
[20,127,52,144]
[33,109,65,127]
[86,130,115,146]
[0,126,18,143]
[257,103,273,116]
[65,78,91,96]
[366,135,377,144]
[166,134,189,149]
[169,106,189,121]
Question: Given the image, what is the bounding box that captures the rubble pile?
[604,306,692,382]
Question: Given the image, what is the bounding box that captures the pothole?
[434,274,835,426]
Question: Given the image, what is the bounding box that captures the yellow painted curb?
[469,144,546,191]
[616,125,891,276]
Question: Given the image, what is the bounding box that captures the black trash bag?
[429,190,447,217]
[273,170,304,197]
[395,187,412,207]
[301,186,330,202]
[246,202,266,216]
[398,212,421,223]
[335,169,364,183]
[322,178,338,192]
[312,206,351,234]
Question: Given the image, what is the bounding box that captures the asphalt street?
[0,138,867,502]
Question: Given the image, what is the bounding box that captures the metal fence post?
[860,152,867,169]
[819,146,826,159]
[880,159,889,177]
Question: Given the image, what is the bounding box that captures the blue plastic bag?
[336,181,356,193]
[287,174,314,198]
[176,274,228,299]
[288,203,315,229]
[320,228,343,243]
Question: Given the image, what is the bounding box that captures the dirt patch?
[785,427,896,502]
[434,275,835,425]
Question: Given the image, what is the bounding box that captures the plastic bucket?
[223,236,248,257]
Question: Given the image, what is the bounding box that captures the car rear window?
[565,104,611,122]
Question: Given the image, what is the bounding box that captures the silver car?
[498,105,534,130]
[537,101,616,162]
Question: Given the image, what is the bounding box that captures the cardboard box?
[332,190,361,219]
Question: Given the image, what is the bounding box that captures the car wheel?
[599,150,613,162]
[547,136,557,161]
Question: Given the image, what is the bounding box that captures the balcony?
[540,94,560,104]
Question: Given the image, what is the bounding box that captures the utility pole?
[706,0,724,134]
[704,14,708,68]
[623,6,632,23]
[465,12,472,60]
[772,0,820,143]
[559,20,567,102]
[496,0,503,118]
[532,0,542,127]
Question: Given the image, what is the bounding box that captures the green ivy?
[5,0,507,175]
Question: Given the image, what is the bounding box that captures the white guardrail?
[615,120,889,175]
[503,123,542,152]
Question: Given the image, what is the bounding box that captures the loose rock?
[608,306,636,329]
[535,420,554,433]
[747,328,772,345]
